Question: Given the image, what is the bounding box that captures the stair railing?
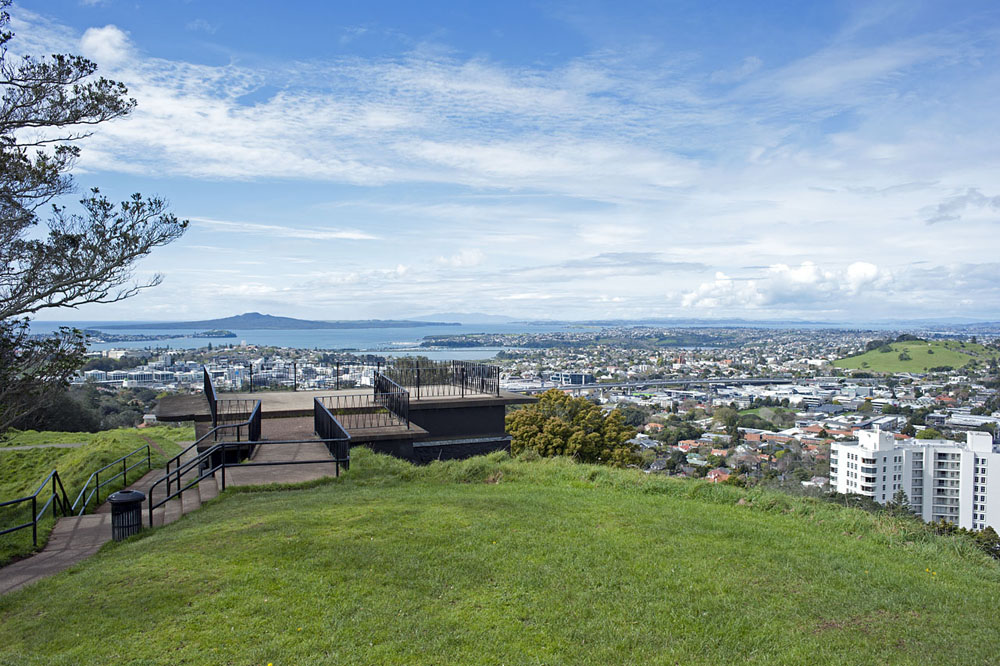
[0,470,72,548]
[70,444,152,515]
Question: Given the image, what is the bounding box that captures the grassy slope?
[833,339,998,373]
[738,406,794,416]
[0,426,193,564]
[1,449,998,665]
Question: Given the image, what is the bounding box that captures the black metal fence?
[202,359,502,397]
[0,470,71,548]
[314,398,352,468]
[149,401,348,526]
[160,400,262,497]
[203,366,218,427]
[216,398,257,427]
[70,444,152,515]
[382,360,500,398]
[316,387,409,431]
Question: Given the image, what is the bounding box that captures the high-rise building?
[831,429,998,530]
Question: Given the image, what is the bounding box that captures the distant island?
[82,329,238,343]
[103,312,461,331]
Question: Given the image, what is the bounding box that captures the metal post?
[123,457,127,489]
[32,496,37,547]
[416,367,421,400]
[293,361,297,391]
[249,367,253,393]
[461,367,466,398]
[336,362,340,390]
[221,445,226,490]
[96,471,100,504]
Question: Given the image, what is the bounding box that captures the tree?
[506,389,639,467]
[0,3,187,430]
[616,403,651,428]
[886,488,915,518]
[916,428,943,440]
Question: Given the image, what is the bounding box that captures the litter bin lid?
[108,489,146,503]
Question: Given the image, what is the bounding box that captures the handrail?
[148,404,348,527]
[204,366,218,428]
[380,359,501,398]
[372,372,410,427]
[0,470,72,548]
[160,402,261,497]
[315,398,352,468]
[70,444,152,515]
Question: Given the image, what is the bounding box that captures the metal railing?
[204,366,218,427]
[148,401,349,526]
[217,398,257,426]
[70,444,153,515]
[0,470,71,548]
[381,360,500,398]
[314,398,351,468]
[317,389,409,431]
[373,372,410,426]
[160,400,262,497]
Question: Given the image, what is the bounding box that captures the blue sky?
[14,0,1000,322]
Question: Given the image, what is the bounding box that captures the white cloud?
[680,262,893,313]
[14,6,1000,321]
[710,56,762,84]
[185,19,217,35]
[79,25,132,68]
[436,249,485,268]
[191,217,379,241]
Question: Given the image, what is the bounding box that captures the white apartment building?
[831,429,999,530]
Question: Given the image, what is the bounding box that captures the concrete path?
[0,424,337,595]
[224,417,340,487]
[0,465,183,596]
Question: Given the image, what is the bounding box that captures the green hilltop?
[833,339,999,373]
[1,448,998,664]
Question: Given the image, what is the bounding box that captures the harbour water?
[28,321,584,359]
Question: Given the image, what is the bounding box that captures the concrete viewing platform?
[155,386,534,423]
[156,384,536,465]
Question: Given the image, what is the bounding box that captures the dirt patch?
[813,609,919,635]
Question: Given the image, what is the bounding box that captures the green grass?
[0,426,193,565]
[738,406,794,416]
[833,339,999,373]
[0,448,998,665]
[0,431,92,447]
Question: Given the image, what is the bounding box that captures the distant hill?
[104,312,461,330]
[833,339,1000,373]
[409,312,521,324]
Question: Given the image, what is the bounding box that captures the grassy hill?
[833,339,999,373]
[1,449,998,665]
[0,426,193,565]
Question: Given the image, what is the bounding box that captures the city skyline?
[15,0,1000,322]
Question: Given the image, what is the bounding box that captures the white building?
[831,430,999,530]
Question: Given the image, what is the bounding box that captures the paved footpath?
[0,424,337,595]
[0,466,166,596]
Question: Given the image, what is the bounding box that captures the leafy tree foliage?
[507,389,639,467]
[0,3,186,429]
[616,403,652,428]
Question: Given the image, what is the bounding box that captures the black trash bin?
[108,489,146,541]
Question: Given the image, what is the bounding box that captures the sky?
[12,0,1000,323]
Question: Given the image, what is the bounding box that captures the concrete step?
[180,484,201,516]
[162,498,183,527]
[198,474,219,503]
